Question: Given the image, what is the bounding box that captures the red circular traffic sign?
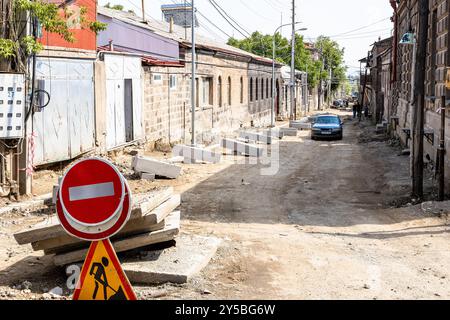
[57,183,131,241]
[56,157,132,241]
[59,158,125,227]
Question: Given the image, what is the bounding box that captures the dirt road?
[173,111,450,300]
[0,110,449,300]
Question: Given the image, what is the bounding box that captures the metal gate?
[33,58,95,165]
[104,54,143,150]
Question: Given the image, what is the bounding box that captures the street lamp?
[271,24,307,127]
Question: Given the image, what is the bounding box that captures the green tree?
[315,36,347,92]
[105,3,124,11]
[0,0,106,71]
[228,33,347,92]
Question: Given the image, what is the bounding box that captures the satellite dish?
[399,32,415,45]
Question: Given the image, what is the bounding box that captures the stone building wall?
[142,49,283,146]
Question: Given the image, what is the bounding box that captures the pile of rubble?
[13,187,181,267]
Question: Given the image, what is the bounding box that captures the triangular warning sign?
[73,239,137,300]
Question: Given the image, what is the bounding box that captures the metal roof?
[98,6,279,66]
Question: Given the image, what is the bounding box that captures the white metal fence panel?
[33,58,95,166]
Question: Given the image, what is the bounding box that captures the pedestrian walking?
[357,103,362,122]
[364,105,369,120]
[353,103,358,119]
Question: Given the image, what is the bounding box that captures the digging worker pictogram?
[89,257,110,300]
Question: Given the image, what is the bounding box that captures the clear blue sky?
[99,0,394,75]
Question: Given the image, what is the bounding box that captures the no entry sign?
[57,158,131,241]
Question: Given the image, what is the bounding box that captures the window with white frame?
[153,73,162,84]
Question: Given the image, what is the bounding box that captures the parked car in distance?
[311,114,343,140]
[332,99,344,108]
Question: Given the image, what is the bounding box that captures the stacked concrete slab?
[132,156,182,179]
[221,138,264,157]
[172,144,221,164]
[289,119,312,130]
[239,131,273,145]
[13,187,181,267]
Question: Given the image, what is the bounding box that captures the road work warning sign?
[73,239,136,300]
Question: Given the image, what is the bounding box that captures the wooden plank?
[14,188,174,245]
[145,194,181,225]
[34,219,166,254]
[53,211,181,266]
[131,187,174,219]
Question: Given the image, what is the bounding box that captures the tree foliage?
[314,36,347,91]
[0,0,106,71]
[104,3,124,11]
[228,33,347,91]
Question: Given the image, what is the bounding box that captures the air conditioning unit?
[0,73,25,139]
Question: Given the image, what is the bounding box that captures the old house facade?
[97,7,286,147]
[385,0,450,189]
[33,0,97,165]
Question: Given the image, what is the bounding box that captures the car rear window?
[316,116,340,124]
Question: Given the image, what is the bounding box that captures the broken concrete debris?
[132,155,182,179]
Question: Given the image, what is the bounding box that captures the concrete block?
[172,145,221,164]
[290,121,312,130]
[52,185,59,205]
[263,129,284,139]
[132,156,182,179]
[123,235,222,285]
[239,131,272,144]
[221,139,264,157]
[140,172,156,181]
[280,127,298,136]
[167,156,184,164]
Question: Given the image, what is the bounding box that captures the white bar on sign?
[69,182,115,201]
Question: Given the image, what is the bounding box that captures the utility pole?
[191,0,196,146]
[184,0,187,40]
[328,64,332,106]
[141,0,145,21]
[318,45,323,110]
[290,0,296,120]
[412,0,428,199]
[438,95,446,201]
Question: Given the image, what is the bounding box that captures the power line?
[207,0,250,38]
[196,11,233,39]
[210,0,251,36]
[329,17,391,37]
[166,0,233,39]
[238,0,277,22]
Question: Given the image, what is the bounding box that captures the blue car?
[311,115,344,140]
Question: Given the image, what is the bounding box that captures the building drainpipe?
[390,0,398,84]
